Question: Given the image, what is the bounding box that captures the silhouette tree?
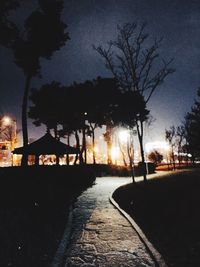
[94,22,174,181]
[29,77,147,166]
[175,125,186,165]
[116,128,133,168]
[165,126,176,170]
[82,79,105,164]
[148,150,163,166]
[184,88,200,161]
[12,0,69,165]
[29,81,65,137]
[0,0,19,47]
[112,90,149,179]
[72,78,119,164]
[93,77,120,164]
[68,77,122,165]
[91,78,149,167]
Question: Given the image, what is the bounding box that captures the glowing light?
[94,146,98,153]
[111,146,120,160]
[2,116,11,125]
[118,130,129,143]
[145,141,169,153]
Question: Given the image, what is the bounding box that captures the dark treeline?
[28,77,148,167]
[184,88,200,162]
[165,88,200,166]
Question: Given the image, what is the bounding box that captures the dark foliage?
[184,88,200,159]
[29,77,148,139]
[0,0,19,47]
[13,0,69,76]
[29,81,65,131]
[148,150,163,165]
[10,0,69,165]
[0,165,95,267]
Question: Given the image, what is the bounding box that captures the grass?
[0,165,96,267]
[113,168,200,267]
[0,201,70,267]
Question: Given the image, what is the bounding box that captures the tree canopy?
[28,77,149,164]
[184,88,200,159]
[0,0,19,47]
[29,77,148,136]
[148,150,163,165]
[13,0,69,77]
[10,0,69,165]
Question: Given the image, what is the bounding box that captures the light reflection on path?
[62,175,161,267]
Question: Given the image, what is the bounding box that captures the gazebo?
[13,132,80,165]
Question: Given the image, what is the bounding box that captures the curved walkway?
[63,175,167,267]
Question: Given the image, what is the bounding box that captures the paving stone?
[81,230,98,242]
[93,241,111,253]
[64,177,157,267]
[65,256,85,266]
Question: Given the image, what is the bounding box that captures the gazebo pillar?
[35,154,40,165]
[56,155,60,165]
[66,153,69,165]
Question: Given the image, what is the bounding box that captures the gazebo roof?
[13,132,80,155]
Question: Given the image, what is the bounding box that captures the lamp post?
[3,116,17,149]
[131,129,137,183]
[82,112,87,164]
[118,128,137,182]
[0,116,17,166]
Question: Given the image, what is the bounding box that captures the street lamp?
[118,130,129,143]
[2,116,11,125]
[0,115,17,166]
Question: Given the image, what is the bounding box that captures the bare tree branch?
[94,22,174,103]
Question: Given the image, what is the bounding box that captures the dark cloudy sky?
[1,0,200,143]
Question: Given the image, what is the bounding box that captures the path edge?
[51,204,74,267]
[109,191,168,267]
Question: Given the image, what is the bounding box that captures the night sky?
[1,0,200,144]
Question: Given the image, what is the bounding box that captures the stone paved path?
[64,177,158,267]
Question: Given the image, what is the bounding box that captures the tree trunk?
[171,146,176,170]
[92,129,96,164]
[136,120,147,182]
[105,125,112,165]
[21,74,32,166]
[74,131,80,164]
[129,130,136,183]
[127,134,133,169]
[54,125,58,139]
[82,128,87,164]
[56,155,59,165]
[66,134,70,165]
[178,147,181,167]
[35,155,39,165]
[118,138,127,166]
